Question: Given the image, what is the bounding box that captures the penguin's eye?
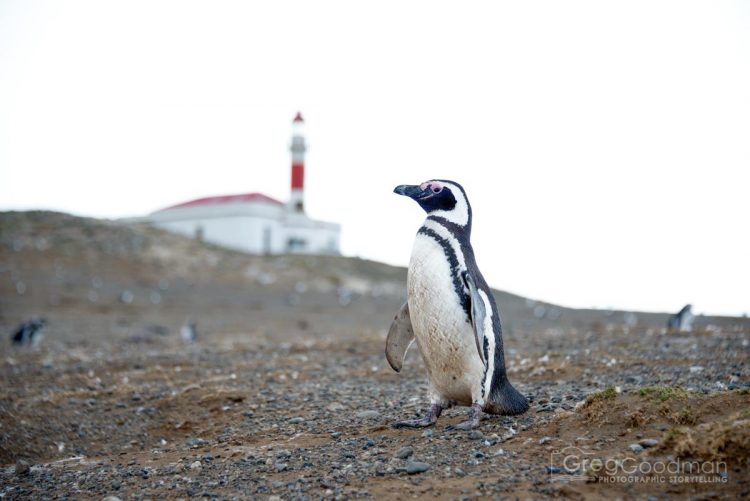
[432,186,442,194]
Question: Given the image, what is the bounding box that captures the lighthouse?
[289,112,307,213]
[144,110,340,255]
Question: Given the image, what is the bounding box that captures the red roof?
[293,111,304,122]
[159,192,284,211]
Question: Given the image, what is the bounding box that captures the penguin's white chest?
[407,233,483,405]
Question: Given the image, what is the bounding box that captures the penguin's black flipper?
[462,271,488,367]
[385,302,415,373]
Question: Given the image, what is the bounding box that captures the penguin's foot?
[392,403,442,429]
[446,403,482,431]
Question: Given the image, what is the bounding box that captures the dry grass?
[660,413,750,463]
[580,387,619,424]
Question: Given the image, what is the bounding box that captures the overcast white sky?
[1,1,748,316]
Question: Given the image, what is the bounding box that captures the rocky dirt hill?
[0,211,748,499]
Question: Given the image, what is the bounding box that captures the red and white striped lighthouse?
[289,112,307,213]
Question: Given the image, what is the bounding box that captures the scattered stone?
[546,466,562,474]
[421,429,433,438]
[468,430,483,440]
[628,444,644,454]
[288,417,305,424]
[405,461,430,474]
[639,438,659,448]
[539,436,553,445]
[356,410,380,419]
[15,459,30,475]
[190,460,202,470]
[499,427,517,442]
[274,462,288,472]
[186,438,208,447]
[326,402,345,412]
[690,366,704,374]
[395,446,414,459]
[102,497,123,501]
[454,467,466,477]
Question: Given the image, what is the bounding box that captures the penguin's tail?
[486,379,529,416]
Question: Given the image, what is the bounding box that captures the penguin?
[667,304,694,332]
[11,317,47,346]
[181,319,198,344]
[387,180,528,430]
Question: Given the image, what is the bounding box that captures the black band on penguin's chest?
[416,226,472,320]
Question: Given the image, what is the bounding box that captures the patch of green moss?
[584,386,618,406]
[639,386,689,402]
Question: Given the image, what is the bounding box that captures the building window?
[287,237,307,252]
[195,225,204,241]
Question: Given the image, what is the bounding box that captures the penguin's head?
[394,180,472,228]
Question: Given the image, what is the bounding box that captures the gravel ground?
[2,325,748,500]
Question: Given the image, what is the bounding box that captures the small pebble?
[288,417,305,424]
[421,429,433,438]
[356,410,380,419]
[275,462,288,472]
[639,438,659,448]
[628,444,644,454]
[468,430,483,440]
[395,446,413,459]
[190,460,202,470]
[326,402,345,412]
[405,461,430,474]
[15,460,30,476]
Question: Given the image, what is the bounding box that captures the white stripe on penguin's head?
[428,180,471,227]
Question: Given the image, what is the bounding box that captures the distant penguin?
[181,320,197,344]
[12,317,47,346]
[667,304,694,332]
[387,180,529,430]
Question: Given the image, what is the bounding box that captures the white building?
[145,113,341,255]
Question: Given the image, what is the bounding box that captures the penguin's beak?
[394,184,427,200]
